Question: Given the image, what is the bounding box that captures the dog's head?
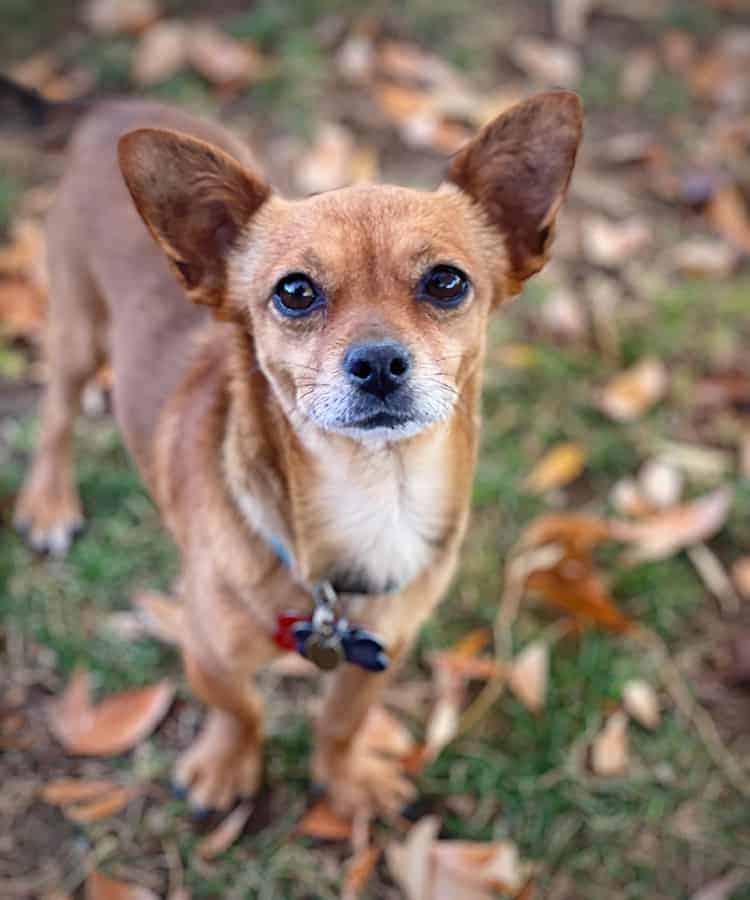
[119,92,582,443]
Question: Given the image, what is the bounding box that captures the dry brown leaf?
[554,0,594,43]
[518,514,632,632]
[374,82,433,124]
[387,817,525,900]
[295,123,358,194]
[131,591,184,644]
[706,184,750,254]
[732,557,750,598]
[0,219,46,279]
[423,664,464,765]
[689,869,747,900]
[540,287,588,341]
[670,239,737,279]
[523,442,586,494]
[41,777,120,805]
[612,487,732,563]
[65,786,132,823]
[296,800,353,842]
[582,216,651,267]
[590,711,629,776]
[598,358,668,423]
[197,800,253,860]
[386,815,440,900]
[511,38,581,86]
[0,279,47,341]
[132,21,188,87]
[638,460,683,509]
[622,679,660,730]
[85,870,159,900]
[508,642,549,713]
[187,25,265,87]
[83,0,159,35]
[343,846,382,900]
[48,668,174,756]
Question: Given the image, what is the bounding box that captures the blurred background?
[1,1,750,898]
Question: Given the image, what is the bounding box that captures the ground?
[1,1,750,898]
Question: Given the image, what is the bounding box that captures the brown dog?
[13,82,582,818]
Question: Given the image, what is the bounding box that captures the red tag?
[273,611,309,650]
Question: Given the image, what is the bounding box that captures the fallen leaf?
[519,514,631,632]
[343,846,382,900]
[386,815,440,900]
[337,32,375,83]
[554,0,594,43]
[706,184,750,254]
[0,219,46,279]
[690,869,747,900]
[297,800,353,842]
[197,800,253,860]
[65,786,132,823]
[187,25,265,88]
[540,287,588,341]
[83,0,159,35]
[590,711,629,776]
[638,460,683,509]
[131,591,184,644]
[374,82,432,124]
[48,668,174,756]
[0,278,47,340]
[85,870,159,900]
[41,777,120,805]
[670,239,737,279]
[523,442,586,494]
[509,642,549,712]
[295,123,360,194]
[610,479,652,518]
[612,487,732,563]
[732,557,750,598]
[511,38,581,86]
[582,216,652,267]
[598,358,668,422]
[132,21,188,87]
[387,817,526,900]
[621,47,657,101]
[622,680,660,730]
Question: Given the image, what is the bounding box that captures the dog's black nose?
[343,341,411,399]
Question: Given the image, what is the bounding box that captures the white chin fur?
[328,419,431,444]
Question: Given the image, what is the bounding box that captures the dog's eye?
[419,265,470,307]
[273,273,325,317]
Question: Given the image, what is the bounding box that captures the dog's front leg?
[312,639,416,819]
[174,590,275,815]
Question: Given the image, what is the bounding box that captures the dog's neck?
[223,330,480,596]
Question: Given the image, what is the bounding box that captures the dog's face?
[119,92,582,444]
[231,185,499,441]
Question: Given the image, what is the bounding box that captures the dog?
[11,75,582,818]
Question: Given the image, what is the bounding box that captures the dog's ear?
[118,128,270,316]
[446,90,582,298]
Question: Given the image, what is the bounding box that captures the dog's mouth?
[350,411,411,430]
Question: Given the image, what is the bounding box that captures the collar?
[266,533,389,674]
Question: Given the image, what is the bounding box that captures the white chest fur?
[301,431,454,594]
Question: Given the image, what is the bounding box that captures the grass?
[2,271,749,897]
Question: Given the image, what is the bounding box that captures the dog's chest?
[303,442,451,594]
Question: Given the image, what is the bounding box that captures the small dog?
[12,77,582,818]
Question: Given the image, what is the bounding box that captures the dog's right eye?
[272,274,325,317]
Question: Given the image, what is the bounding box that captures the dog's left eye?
[419,265,470,307]
[273,273,325,317]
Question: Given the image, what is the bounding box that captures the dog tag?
[304,631,344,670]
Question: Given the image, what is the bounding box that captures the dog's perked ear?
[118,128,270,316]
[446,90,583,299]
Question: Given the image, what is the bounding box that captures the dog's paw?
[14,479,84,557]
[313,744,415,820]
[173,726,262,814]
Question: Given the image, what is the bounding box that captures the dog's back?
[46,99,259,469]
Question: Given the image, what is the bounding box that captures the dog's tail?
[0,73,92,141]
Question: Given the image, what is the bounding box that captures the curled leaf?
[297,800,353,842]
[85,870,158,900]
[622,680,661,730]
[590,712,629,777]
[523,442,586,494]
[509,642,549,713]
[48,668,174,756]
[598,358,668,423]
